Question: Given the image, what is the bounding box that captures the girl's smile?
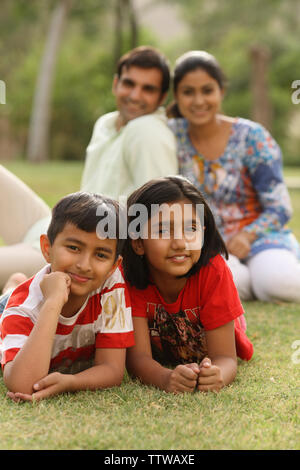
[167,254,190,262]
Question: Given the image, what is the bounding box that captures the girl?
[167,51,300,303]
[123,176,253,394]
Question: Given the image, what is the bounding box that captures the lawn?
[0,161,299,451]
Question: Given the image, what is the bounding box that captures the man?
[81,46,178,199]
[0,46,178,291]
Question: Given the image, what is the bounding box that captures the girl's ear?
[131,239,145,256]
[40,234,51,263]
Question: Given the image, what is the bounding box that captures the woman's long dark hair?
[167,50,227,118]
[122,176,228,289]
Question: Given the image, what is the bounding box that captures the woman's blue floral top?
[168,117,300,259]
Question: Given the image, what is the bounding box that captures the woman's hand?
[227,231,256,259]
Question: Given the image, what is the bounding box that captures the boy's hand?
[6,372,74,402]
[40,272,71,307]
[197,357,224,392]
[165,363,200,393]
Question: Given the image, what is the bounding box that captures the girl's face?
[175,68,224,127]
[132,199,203,285]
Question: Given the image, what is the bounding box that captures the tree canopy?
[1,0,299,164]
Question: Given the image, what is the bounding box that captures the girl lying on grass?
[123,176,253,394]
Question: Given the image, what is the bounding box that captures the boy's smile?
[40,222,121,306]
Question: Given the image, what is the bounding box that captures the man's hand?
[6,372,75,402]
[40,272,71,308]
[197,357,224,392]
[165,363,200,394]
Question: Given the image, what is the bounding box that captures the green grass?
[3,161,84,208]
[0,301,299,450]
[0,161,299,450]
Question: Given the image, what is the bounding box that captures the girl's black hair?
[167,50,227,118]
[122,176,228,289]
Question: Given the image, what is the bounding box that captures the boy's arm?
[68,347,126,391]
[3,272,70,395]
[126,317,199,393]
[8,347,126,402]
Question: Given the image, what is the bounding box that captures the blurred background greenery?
[0,0,300,165]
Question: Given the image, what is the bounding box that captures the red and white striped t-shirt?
[0,264,134,374]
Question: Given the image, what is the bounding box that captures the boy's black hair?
[47,192,125,260]
[116,46,170,96]
[122,176,228,289]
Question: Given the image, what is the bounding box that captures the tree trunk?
[114,0,139,66]
[27,0,73,162]
[127,0,138,49]
[114,0,124,67]
[249,44,273,131]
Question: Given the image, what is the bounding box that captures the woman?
[167,51,300,302]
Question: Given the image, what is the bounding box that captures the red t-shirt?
[128,255,253,362]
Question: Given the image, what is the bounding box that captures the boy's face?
[40,222,121,299]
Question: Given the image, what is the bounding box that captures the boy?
[0,192,134,402]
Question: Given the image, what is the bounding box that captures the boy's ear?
[40,234,51,263]
[106,254,122,279]
[131,239,145,256]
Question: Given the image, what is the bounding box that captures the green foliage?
[173,0,300,166]
[2,2,115,161]
[2,0,300,163]
[1,1,160,161]
[50,31,115,160]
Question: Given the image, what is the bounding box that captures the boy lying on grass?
[0,192,134,401]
